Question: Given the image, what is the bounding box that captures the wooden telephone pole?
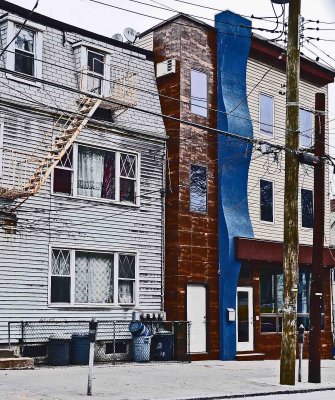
[308,93,326,383]
[280,0,301,386]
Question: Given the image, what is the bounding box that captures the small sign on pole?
[298,324,305,382]
[87,318,98,396]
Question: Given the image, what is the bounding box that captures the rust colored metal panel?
[153,16,219,359]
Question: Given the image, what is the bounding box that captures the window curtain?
[102,151,115,199]
[118,281,133,303]
[75,252,114,303]
[77,147,104,197]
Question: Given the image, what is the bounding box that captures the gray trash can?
[132,336,152,362]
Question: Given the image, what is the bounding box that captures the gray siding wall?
[0,10,166,342]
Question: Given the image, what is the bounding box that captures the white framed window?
[49,248,138,307]
[53,143,140,205]
[73,43,111,96]
[259,93,274,137]
[300,109,314,148]
[4,18,44,83]
[260,179,274,223]
[190,69,208,117]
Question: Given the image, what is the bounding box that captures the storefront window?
[260,270,323,333]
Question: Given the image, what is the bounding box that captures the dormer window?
[14,27,35,76]
[3,17,44,85]
[87,49,105,95]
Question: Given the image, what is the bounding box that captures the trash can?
[151,330,173,361]
[71,333,90,365]
[132,336,152,362]
[128,321,150,337]
[48,334,71,366]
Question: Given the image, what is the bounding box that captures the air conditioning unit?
[156,59,176,78]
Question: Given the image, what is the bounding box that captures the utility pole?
[280,0,301,386]
[308,92,326,383]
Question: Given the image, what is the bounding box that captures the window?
[300,109,314,148]
[190,70,208,117]
[301,188,313,228]
[259,94,274,137]
[260,270,322,333]
[53,144,139,205]
[14,27,35,76]
[4,19,43,82]
[260,179,274,223]
[50,248,137,306]
[190,164,207,213]
[87,50,105,95]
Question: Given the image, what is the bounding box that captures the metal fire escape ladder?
[24,97,102,196]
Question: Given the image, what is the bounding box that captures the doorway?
[187,284,207,353]
[236,287,254,352]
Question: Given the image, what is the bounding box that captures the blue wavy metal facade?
[215,11,254,360]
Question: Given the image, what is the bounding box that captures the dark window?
[260,179,273,222]
[300,109,313,148]
[190,164,207,213]
[190,70,208,117]
[301,189,313,228]
[53,147,73,195]
[50,249,71,303]
[14,27,34,76]
[260,270,321,333]
[259,94,274,137]
[87,50,105,94]
[119,153,136,203]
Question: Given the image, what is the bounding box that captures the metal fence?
[8,320,190,364]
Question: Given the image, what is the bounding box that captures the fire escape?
[0,63,136,200]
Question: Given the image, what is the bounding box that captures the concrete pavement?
[0,360,334,400]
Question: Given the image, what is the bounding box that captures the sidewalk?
[0,360,334,400]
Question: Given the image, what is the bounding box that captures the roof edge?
[0,0,153,59]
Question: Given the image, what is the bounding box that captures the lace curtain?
[75,252,114,303]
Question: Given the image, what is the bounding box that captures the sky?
[5,0,335,191]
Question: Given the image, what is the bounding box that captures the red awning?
[235,237,335,266]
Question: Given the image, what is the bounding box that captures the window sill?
[6,72,42,88]
[48,304,136,309]
[52,192,140,208]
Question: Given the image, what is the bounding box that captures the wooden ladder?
[24,97,102,195]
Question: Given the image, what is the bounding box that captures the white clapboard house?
[0,1,166,351]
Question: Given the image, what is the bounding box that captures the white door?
[187,284,207,353]
[236,287,254,352]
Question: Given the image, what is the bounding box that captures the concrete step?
[0,357,34,370]
[236,352,265,361]
[0,349,15,358]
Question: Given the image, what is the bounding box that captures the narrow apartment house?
[0,1,166,348]
[139,10,335,360]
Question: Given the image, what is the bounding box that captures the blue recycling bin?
[48,335,71,366]
[128,321,150,337]
[151,330,173,361]
[71,334,90,365]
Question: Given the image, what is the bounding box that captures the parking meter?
[89,319,98,343]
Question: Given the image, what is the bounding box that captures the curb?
[174,387,335,400]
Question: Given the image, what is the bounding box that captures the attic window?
[14,27,35,76]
